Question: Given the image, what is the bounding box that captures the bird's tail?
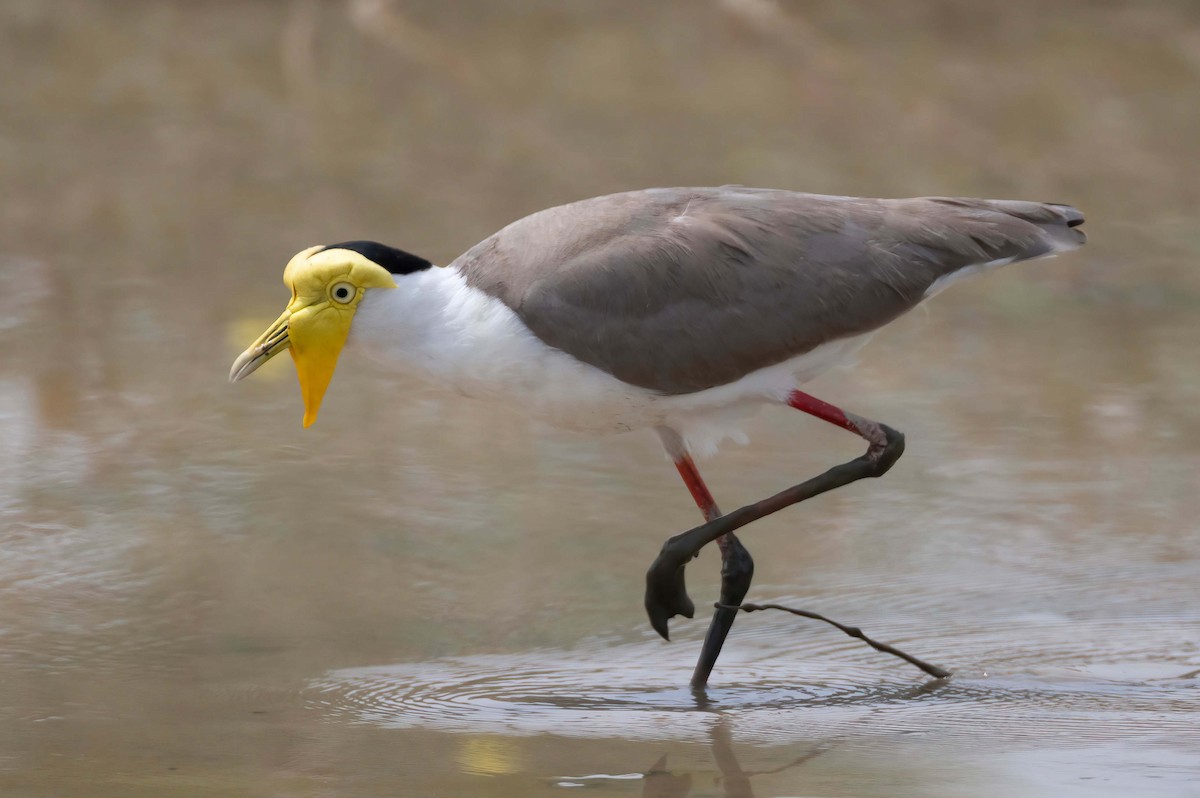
[915,198,1086,298]
[973,199,1086,254]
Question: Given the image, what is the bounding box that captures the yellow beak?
[229,299,353,428]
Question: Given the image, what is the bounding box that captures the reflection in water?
[552,719,832,796]
[707,720,756,798]
[704,718,831,798]
[627,708,951,797]
[636,719,801,798]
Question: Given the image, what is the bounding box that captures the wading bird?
[230,188,1085,688]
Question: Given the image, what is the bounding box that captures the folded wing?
[453,188,1085,394]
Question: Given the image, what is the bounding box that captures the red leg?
[788,389,889,455]
[673,453,721,522]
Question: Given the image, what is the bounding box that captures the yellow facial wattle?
[229,246,396,427]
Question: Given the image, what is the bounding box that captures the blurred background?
[1,1,1198,796]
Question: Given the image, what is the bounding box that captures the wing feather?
[452,188,1083,394]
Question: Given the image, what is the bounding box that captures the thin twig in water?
[715,601,952,679]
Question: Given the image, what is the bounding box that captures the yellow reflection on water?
[456,735,524,776]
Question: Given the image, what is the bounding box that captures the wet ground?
[2,2,1199,796]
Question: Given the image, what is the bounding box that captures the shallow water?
[3,2,1200,796]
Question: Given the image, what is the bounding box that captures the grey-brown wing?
[452,188,1084,394]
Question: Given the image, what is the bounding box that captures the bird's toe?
[645,545,695,640]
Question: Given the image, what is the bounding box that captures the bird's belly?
[457,366,667,434]
[451,331,876,451]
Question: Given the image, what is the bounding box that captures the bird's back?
[452,188,1084,394]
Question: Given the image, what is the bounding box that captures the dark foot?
[868,425,905,476]
[691,533,755,689]
[645,424,906,645]
[719,534,755,599]
[645,533,695,640]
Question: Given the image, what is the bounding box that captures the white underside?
[923,256,1015,298]
[350,267,874,456]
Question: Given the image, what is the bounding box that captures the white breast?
[349,266,869,455]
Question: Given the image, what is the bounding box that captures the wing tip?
[1044,203,1086,249]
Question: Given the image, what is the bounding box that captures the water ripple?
[307,613,1199,748]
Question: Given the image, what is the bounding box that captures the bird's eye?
[330,282,356,303]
